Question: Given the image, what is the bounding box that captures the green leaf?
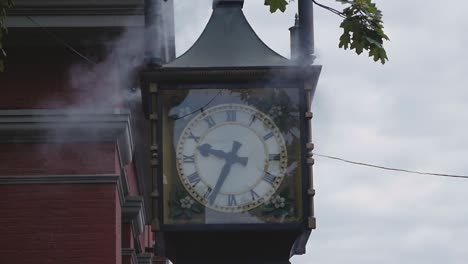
[379,48,388,64]
[184,210,193,219]
[191,204,203,214]
[369,46,380,61]
[264,0,288,13]
[365,36,383,48]
[336,0,389,64]
[339,33,350,49]
[172,208,184,217]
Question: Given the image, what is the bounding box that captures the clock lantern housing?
[141,1,321,263]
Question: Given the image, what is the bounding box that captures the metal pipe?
[298,0,315,64]
[162,0,176,61]
[289,14,300,62]
[145,0,164,66]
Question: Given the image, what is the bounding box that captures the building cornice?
[0,174,120,185]
[137,253,153,264]
[122,248,138,264]
[122,196,146,235]
[6,15,144,28]
[9,6,144,16]
[0,109,134,165]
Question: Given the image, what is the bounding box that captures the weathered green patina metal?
[165,0,291,68]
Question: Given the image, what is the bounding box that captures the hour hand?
[197,143,228,160]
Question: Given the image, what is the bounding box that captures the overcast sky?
[173,1,468,263]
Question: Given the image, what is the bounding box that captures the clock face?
[176,103,288,213]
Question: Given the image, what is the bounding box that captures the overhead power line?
[26,16,96,65]
[312,0,345,18]
[313,153,468,180]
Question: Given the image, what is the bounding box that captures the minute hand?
[207,141,247,205]
[208,161,233,205]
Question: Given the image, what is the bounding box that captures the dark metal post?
[162,0,176,62]
[298,0,315,65]
[289,14,301,62]
[145,0,164,66]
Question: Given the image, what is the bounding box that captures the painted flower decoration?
[268,105,283,120]
[180,196,195,209]
[266,195,286,209]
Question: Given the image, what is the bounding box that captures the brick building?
[0,1,174,263]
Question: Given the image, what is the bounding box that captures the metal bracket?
[149,114,159,120]
[151,218,160,232]
[308,216,317,229]
[150,190,160,198]
[149,83,158,93]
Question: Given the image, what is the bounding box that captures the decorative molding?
[10,7,144,16]
[141,66,322,84]
[9,1,144,16]
[122,196,146,235]
[122,248,138,264]
[6,15,144,28]
[0,109,134,165]
[137,253,153,264]
[0,174,119,185]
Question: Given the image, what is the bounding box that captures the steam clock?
[141,0,321,263]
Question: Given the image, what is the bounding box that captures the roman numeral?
[188,131,200,142]
[204,116,216,128]
[228,195,237,206]
[250,190,260,200]
[249,115,256,126]
[187,172,201,187]
[269,154,280,161]
[263,132,274,141]
[226,110,236,122]
[183,155,195,163]
[204,187,213,199]
[263,172,276,184]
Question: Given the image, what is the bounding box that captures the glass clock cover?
[161,87,303,225]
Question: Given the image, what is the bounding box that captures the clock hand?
[197,142,248,166]
[208,161,232,205]
[225,140,248,166]
[207,141,249,205]
[197,143,229,160]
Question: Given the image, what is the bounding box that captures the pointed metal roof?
[164,1,291,68]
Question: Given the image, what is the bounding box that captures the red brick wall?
[0,143,117,176]
[0,184,121,264]
[124,162,139,196]
[0,47,124,109]
[122,224,134,249]
[116,192,122,264]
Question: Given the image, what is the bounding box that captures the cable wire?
[174,90,222,120]
[312,0,345,18]
[313,153,468,180]
[26,16,96,65]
